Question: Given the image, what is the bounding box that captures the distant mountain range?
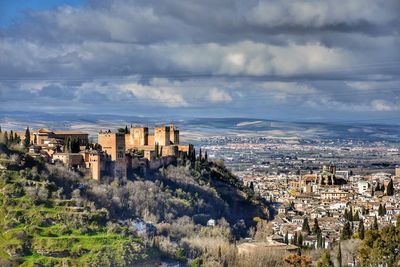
[1,111,399,142]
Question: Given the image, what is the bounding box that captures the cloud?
[162,41,350,76]
[371,99,399,111]
[207,88,232,103]
[346,80,400,90]
[0,0,399,121]
[247,0,399,28]
[259,81,317,101]
[121,78,189,108]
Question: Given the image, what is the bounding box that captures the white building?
[358,181,370,194]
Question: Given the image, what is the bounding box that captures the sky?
[0,0,399,123]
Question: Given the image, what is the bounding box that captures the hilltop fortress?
[7,124,193,181]
[98,124,193,179]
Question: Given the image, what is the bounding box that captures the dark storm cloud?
[0,0,399,121]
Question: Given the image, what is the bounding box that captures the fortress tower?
[129,127,149,146]
[154,126,170,146]
[98,132,126,179]
[169,124,179,145]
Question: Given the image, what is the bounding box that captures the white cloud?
[371,99,400,111]
[121,79,189,108]
[207,88,233,103]
[162,41,350,76]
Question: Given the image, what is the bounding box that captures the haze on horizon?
[0,0,399,123]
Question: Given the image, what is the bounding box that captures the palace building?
[123,124,191,159]
[11,124,192,181]
[16,128,89,147]
[97,124,193,179]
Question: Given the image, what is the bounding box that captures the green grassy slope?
[0,166,152,266]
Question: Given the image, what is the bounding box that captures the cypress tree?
[190,148,196,165]
[3,131,9,145]
[358,219,365,240]
[284,231,289,244]
[14,132,20,143]
[341,222,351,240]
[302,217,311,234]
[204,150,208,162]
[353,212,360,221]
[378,204,385,216]
[313,218,321,235]
[0,126,2,133]
[155,142,159,158]
[297,232,303,247]
[348,207,353,221]
[372,216,378,230]
[249,181,254,191]
[198,148,202,161]
[386,179,394,196]
[9,130,14,143]
[24,126,31,147]
[317,232,323,248]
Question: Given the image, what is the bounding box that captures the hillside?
[0,144,270,266]
[0,145,156,266]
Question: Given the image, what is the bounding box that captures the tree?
[348,207,353,221]
[3,131,8,145]
[284,254,312,267]
[378,204,385,216]
[14,132,20,143]
[9,130,14,143]
[125,125,129,134]
[317,250,334,267]
[302,217,311,234]
[337,242,342,267]
[24,126,31,147]
[313,218,321,235]
[341,222,352,240]
[386,179,394,196]
[204,150,208,162]
[358,219,365,240]
[297,232,303,247]
[317,232,323,248]
[155,142,159,158]
[358,223,399,266]
[249,181,254,191]
[353,212,360,221]
[371,216,378,230]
